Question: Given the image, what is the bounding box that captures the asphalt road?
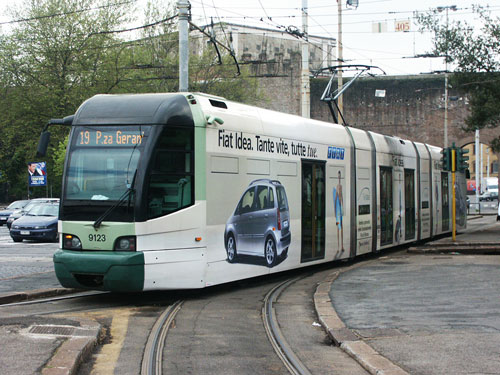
[331,251,500,375]
[0,225,60,294]
[467,195,498,214]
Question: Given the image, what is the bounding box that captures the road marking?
[87,308,132,375]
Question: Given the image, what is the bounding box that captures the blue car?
[10,202,59,243]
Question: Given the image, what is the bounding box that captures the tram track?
[139,275,312,375]
[263,276,312,375]
[141,300,183,375]
[0,290,109,308]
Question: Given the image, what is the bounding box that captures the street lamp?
[437,5,457,148]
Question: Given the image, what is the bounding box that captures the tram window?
[147,127,194,219]
[380,167,393,246]
[404,169,416,240]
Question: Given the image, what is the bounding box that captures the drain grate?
[29,325,75,336]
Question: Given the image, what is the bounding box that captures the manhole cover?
[29,325,75,336]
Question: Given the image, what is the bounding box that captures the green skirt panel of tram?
[53,250,145,292]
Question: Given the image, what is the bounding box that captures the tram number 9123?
[89,234,106,242]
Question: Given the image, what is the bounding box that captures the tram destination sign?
[75,128,145,147]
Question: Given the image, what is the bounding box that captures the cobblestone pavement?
[0,225,59,293]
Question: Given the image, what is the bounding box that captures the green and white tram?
[39,92,467,292]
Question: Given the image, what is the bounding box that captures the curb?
[408,246,500,254]
[0,288,80,305]
[41,318,101,375]
[408,239,500,255]
[314,269,410,375]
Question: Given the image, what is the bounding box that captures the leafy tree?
[0,0,261,201]
[0,0,133,199]
[417,6,500,151]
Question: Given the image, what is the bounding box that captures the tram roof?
[72,93,194,126]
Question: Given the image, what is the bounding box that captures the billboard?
[28,161,47,186]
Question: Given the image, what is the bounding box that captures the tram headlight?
[63,234,82,250]
[114,236,136,251]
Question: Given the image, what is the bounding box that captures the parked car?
[479,191,498,202]
[224,179,291,268]
[6,198,59,229]
[10,202,60,242]
[0,200,30,226]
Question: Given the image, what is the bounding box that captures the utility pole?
[480,143,484,193]
[444,73,449,148]
[178,0,190,92]
[451,144,456,241]
[486,147,490,181]
[337,0,343,124]
[301,0,310,118]
[437,5,456,148]
[475,129,480,205]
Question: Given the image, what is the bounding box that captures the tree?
[0,0,261,201]
[417,6,500,151]
[0,0,133,199]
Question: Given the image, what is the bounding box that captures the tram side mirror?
[36,115,75,157]
[36,131,51,157]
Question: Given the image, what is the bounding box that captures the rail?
[141,300,183,375]
[262,277,312,375]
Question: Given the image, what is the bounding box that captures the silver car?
[7,198,60,229]
[225,179,291,267]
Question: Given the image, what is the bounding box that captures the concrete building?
[200,22,337,75]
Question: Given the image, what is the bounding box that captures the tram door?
[404,169,416,240]
[301,161,325,262]
[380,167,393,246]
[441,172,450,231]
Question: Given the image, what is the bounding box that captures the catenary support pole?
[452,147,456,241]
[475,129,480,211]
[178,0,190,92]
[480,143,483,194]
[337,0,343,124]
[301,0,310,118]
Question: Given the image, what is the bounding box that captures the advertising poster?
[28,161,47,186]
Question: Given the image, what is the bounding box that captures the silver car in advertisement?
[225,179,291,267]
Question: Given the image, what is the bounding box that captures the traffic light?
[457,147,469,172]
[440,147,451,171]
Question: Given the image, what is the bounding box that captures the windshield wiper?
[92,170,137,229]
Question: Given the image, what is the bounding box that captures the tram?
[38,92,467,291]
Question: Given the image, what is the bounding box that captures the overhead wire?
[89,14,178,35]
[0,0,137,26]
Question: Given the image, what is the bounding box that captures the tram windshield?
[65,126,150,201]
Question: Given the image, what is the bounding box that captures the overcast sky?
[1,0,499,76]
[188,0,500,76]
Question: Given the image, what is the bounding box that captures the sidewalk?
[408,215,500,254]
[316,216,500,375]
